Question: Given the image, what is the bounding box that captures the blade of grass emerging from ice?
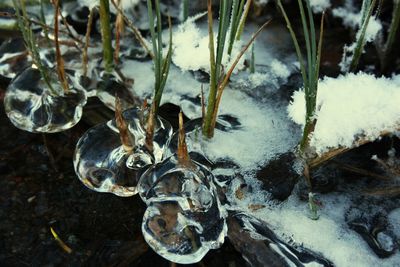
[99,0,114,73]
[12,0,55,94]
[147,0,172,115]
[349,0,377,72]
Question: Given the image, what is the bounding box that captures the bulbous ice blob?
[96,72,138,111]
[74,107,173,197]
[4,67,87,133]
[138,155,227,264]
[0,38,30,79]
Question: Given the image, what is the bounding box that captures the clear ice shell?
[73,107,173,197]
[138,155,227,264]
[4,67,87,133]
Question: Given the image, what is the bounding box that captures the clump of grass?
[12,0,55,93]
[277,0,324,152]
[202,0,267,138]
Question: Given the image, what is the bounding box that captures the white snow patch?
[172,16,245,73]
[270,59,291,79]
[309,0,331,13]
[288,72,400,155]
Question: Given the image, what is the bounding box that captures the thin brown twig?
[110,0,154,58]
[331,160,392,180]
[53,0,69,93]
[83,8,95,77]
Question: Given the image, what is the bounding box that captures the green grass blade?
[235,0,251,40]
[99,0,114,73]
[277,0,308,89]
[349,0,377,72]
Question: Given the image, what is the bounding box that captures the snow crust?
[288,72,400,155]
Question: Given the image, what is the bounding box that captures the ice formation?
[4,67,87,133]
[74,107,173,196]
[288,72,400,155]
[138,155,227,264]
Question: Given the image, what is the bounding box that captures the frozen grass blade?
[99,0,114,73]
[349,0,377,72]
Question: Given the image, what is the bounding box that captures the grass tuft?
[277,0,325,152]
[203,0,264,138]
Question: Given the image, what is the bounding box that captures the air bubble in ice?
[4,67,87,133]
